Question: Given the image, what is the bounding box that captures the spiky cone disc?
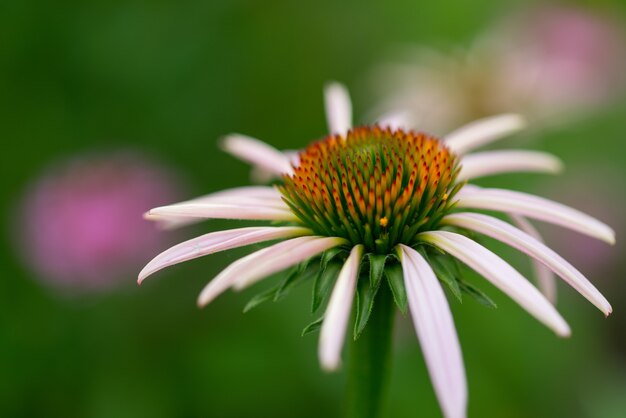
[279,126,463,254]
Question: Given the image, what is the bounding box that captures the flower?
[139,84,614,418]
[16,151,184,293]
[370,5,626,132]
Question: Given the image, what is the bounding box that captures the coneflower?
[139,83,613,418]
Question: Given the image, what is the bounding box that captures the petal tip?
[556,323,572,338]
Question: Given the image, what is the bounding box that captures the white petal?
[197,236,346,307]
[442,213,611,316]
[319,244,363,371]
[458,150,563,181]
[456,187,615,244]
[376,109,417,131]
[190,186,282,202]
[420,231,571,337]
[444,114,527,155]
[324,81,353,136]
[250,151,302,183]
[509,215,557,304]
[399,245,467,418]
[138,226,312,284]
[147,202,296,222]
[146,186,284,229]
[220,134,294,176]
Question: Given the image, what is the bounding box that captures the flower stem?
[345,282,395,418]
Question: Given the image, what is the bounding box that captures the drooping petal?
[146,186,285,229]
[251,151,302,183]
[324,81,353,136]
[444,114,527,154]
[399,245,467,418]
[197,236,347,307]
[457,150,563,181]
[456,187,615,244]
[319,244,363,371]
[441,213,611,316]
[189,185,283,202]
[138,226,312,284]
[146,201,296,222]
[509,215,557,304]
[420,231,571,336]
[220,134,294,176]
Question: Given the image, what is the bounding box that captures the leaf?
[243,285,280,313]
[385,263,407,314]
[274,261,317,302]
[458,280,498,309]
[311,262,341,312]
[367,254,387,289]
[353,273,383,340]
[302,316,324,336]
[429,255,463,302]
[320,247,345,271]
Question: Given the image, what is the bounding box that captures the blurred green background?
[1,0,625,417]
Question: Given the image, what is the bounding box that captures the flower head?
[140,84,614,418]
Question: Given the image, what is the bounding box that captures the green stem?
[345,282,395,418]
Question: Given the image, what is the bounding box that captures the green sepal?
[274,260,316,302]
[367,254,387,289]
[458,280,498,309]
[243,262,317,313]
[311,262,342,312]
[384,262,407,314]
[428,255,462,302]
[302,316,324,336]
[353,272,383,340]
[320,247,345,271]
[243,285,281,313]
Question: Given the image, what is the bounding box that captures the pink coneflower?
[140,84,613,418]
[17,151,183,293]
[371,5,626,132]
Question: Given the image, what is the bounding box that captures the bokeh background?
[2,0,626,417]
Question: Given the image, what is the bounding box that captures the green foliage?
[384,262,407,314]
[353,254,388,339]
[311,248,344,312]
[458,280,498,309]
[434,253,498,308]
[367,254,387,289]
[428,254,463,302]
[243,262,318,313]
[301,316,324,336]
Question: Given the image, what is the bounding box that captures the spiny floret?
[279,126,462,254]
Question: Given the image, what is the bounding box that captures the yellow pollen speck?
[442,193,448,201]
[380,217,389,227]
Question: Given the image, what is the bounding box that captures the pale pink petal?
[197,236,347,307]
[509,215,557,304]
[420,231,571,336]
[146,186,284,229]
[190,186,282,202]
[456,187,615,244]
[444,114,527,154]
[399,245,467,418]
[138,226,312,284]
[324,81,353,136]
[220,134,294,176]
[458,150,563,181]
[377,109,418,131]
[146,202,296,222]
[319,244,363,371]
[442,213,611,316]
[250,151,302,183]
